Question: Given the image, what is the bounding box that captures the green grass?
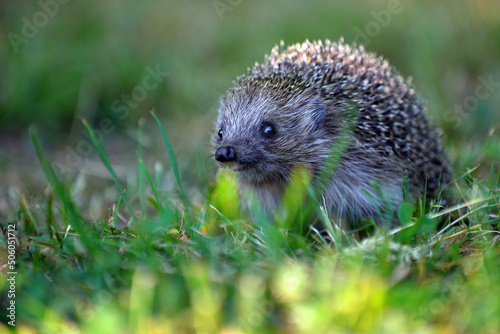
[1,2,500,332]
[1,117,499,334]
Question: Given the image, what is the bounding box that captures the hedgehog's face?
[213,88,328,184]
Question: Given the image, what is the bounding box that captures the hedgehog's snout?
[215,146,237,163]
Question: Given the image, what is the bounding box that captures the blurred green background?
[0,0,499,195]
[1,2,500,332]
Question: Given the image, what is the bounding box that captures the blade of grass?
[21,194,39,233]
[150,110,192,227]
[315,100,359,194]
[489,164,494,191]
[111,190,127,228]
[428,196,495,219]
[137,118,146,216]
[29,126,91,245]
[318,203,346,249]
[496,164,500,188]
[82,119,135,222]
[437,203,490,235]
[283,100,359,235]
[139,159,165,213]
[46,192,63,245]
[433,224,482,245]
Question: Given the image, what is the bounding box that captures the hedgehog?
[213,39,451,226]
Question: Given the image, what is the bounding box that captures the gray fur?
[213,39,451,225]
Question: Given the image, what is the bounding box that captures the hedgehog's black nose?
[215,146,237,162]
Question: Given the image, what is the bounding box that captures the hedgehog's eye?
[262,123,277,139]
[218,128,223,139]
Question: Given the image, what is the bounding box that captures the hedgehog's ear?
[310,98,326,130]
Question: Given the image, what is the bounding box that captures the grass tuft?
[3,122,499,333]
